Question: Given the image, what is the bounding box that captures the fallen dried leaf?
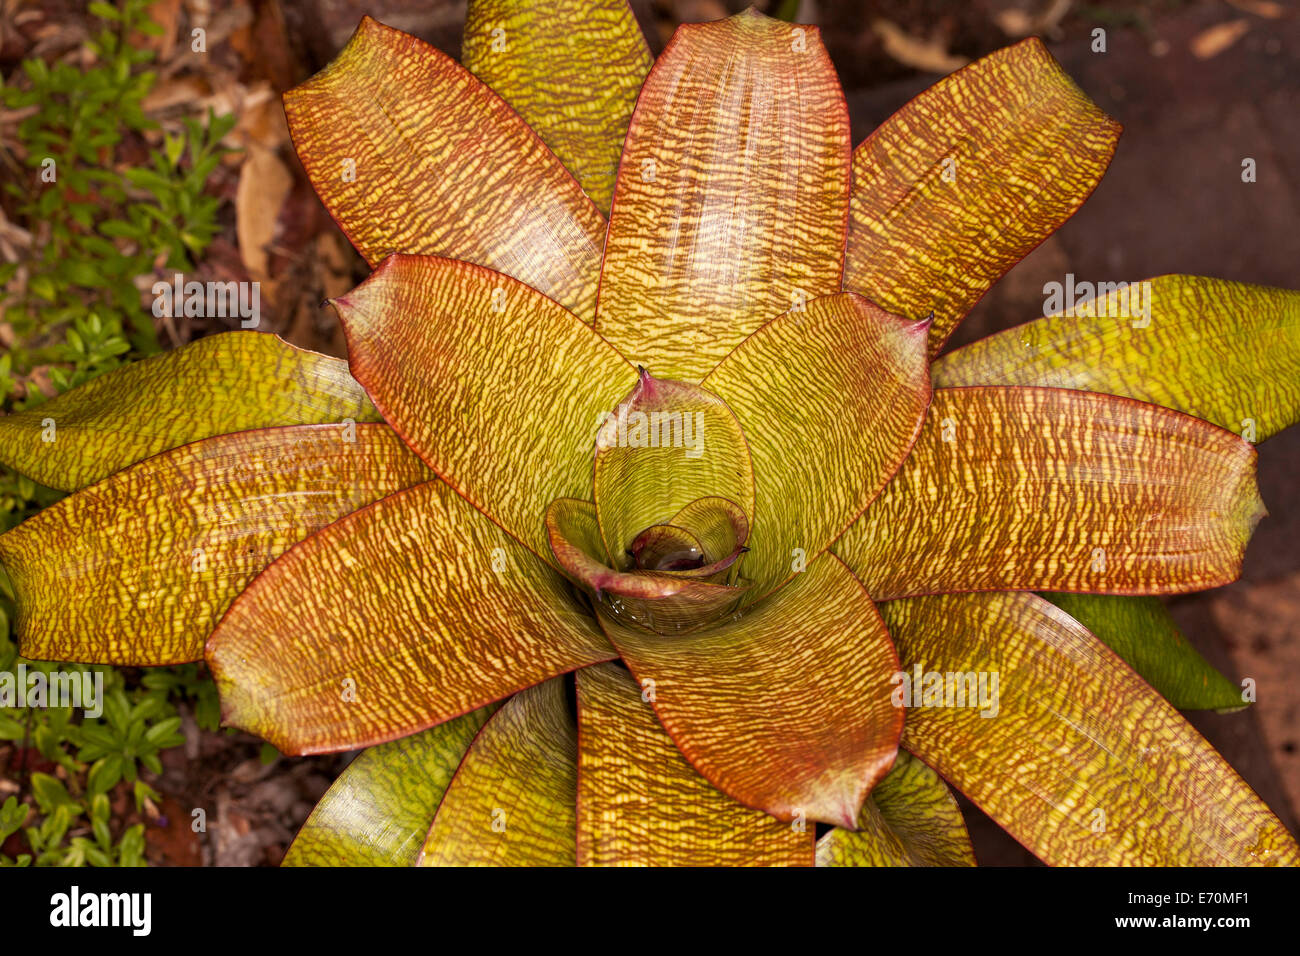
[872,18,969,74]
[235,142,293,288]
[141,75,211,115]
[1190,19,1251,59]
[994,0,1071,39]
[1226,0,1285,18]
[142,0,182,60]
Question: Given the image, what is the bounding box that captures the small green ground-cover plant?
[0,621,223,866]
[0,0,234,866]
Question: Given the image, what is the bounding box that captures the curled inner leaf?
[630,496,750,584]
[630,524,706,572]
[592,369,757,567]
[545,497,747,635]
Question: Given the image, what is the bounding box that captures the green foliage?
[75,689,185,792]
[0,619,190,866]
[21,774,146,867]
[0,0,239,530]
[0,1,236,538]
[141,663,222,733]
[0,0,235,378]
[772,0,802,23]
[0,0,237,867]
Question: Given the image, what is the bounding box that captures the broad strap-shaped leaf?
[701,293,930,600]
[284,16,607,320]
[934,276,1300,441]
[595,553,901,828]
[206,480,616,755]
[844,38,1120,356]
[0,332,377,492]
[419,679,576,866]
[1044,593,1243,711]
[594,8,850,380]
[462,0,651,213]
[816,751,976,867]
[592,371,755,565]
[284,706,495,867]
[837,387,1264,598]
[882,591,1299,865]
[546,498,746,634]
[332,254,635,561]
[0,424,429,666]
[576,663,813,866]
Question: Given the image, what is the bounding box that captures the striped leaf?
[285,17,606,319]
[284,707,494,866]
[1044,592,1243,711]
[594,9,850,380]
[883,591,1299,865]
[419,679,576,866]
[206,480,615,755]
[595,553,901,828]
[844,37,1119,356]
[934,275,1300,442]
[837,388,1263,598]
[330,254,635,562]
[701,293,930,600]
[576,662,814,866]
[0,424,428,665]
[816,751,976,867]
[0,333,377,492]
[462,0,652,212]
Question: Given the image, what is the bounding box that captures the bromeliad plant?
[1,1,1298,866]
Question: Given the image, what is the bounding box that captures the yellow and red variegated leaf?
[331,254,635,561]
[576,662,814,866]
[592,371,755,566]
[816,751,975,867]
[205,480,616,755]
[836,387,1264,599]
[595,553,901,828]
[701,293,930,600]
[1045,593,1243,711]
[594,8,850,381]
[882,591,1300,865]
[0,424,428,666]
[934,275,1300,441]
[284,16,607,320]
[546,497,746,634]
[420,679,576,866]
[0,332,377,492]
[844,38,1120,357]
[462,0,652,213]
[284,706,495,867]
